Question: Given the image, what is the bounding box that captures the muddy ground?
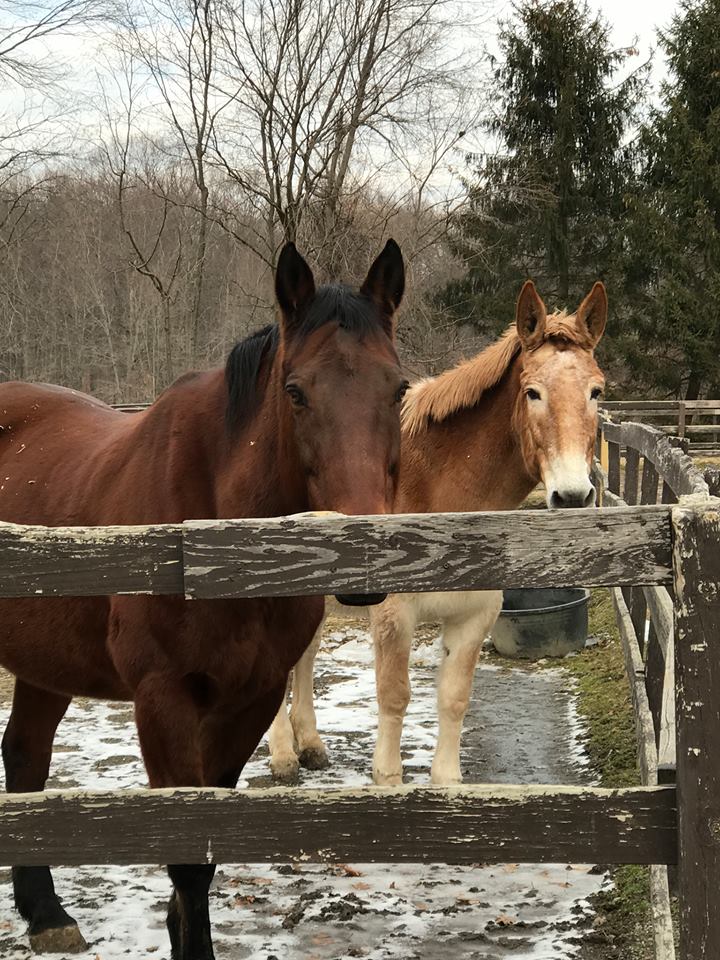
[0,623,610,960]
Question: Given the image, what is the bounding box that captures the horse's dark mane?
[225,284,382,431]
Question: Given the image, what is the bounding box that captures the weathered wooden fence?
[0,465,718,958]
[596,416,719,960]
[602,399,720,452]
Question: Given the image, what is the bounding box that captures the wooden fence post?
[672,496,720,959]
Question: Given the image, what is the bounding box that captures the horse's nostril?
[583,487,597,508]
[550,491,564,509]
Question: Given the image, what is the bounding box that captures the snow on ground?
[0,626,606,959]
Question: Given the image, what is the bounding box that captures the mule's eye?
[590,387,603,401]
[285,384,306,407]
[394,381,410,404]
[526,388,541,401]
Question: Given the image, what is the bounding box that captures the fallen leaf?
[332,863,363,877]
[234,894,257,906]
[413,901,431,911]
[352,881,371,891]
[502,863,519,873]
[495,914,516,926]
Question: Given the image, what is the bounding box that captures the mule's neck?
[396,355,538,513]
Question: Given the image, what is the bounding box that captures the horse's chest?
[192,596,323,693]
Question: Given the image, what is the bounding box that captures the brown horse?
[0,241,406,958]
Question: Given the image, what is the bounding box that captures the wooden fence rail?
[0,506,672,598]
[0,784,677,867]
[0,472,718,959]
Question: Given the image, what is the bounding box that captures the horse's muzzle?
[334,593,387,607]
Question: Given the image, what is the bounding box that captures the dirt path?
[0,625,604,959]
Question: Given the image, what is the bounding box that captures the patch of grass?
[565,589,654,959]
[566,590,639,788]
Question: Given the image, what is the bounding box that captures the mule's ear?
[515,280,547,348]
[576,282,607,347]
[275,243,316,323]
[360,239,404,332]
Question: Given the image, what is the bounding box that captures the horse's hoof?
[29,923,88,954]
[270,755,300,783]
[298,746,329,770]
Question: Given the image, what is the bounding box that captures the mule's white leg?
[290,626,328,769]
[268,682,300,782]
[371,596,416,786]
[431,591,503,785]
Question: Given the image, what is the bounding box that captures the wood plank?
[622,422,708,497]
[182,507,673,598]
[650,864,678,960]
[640,457,660,507]
[672,498,720,960]
[612,588,660,787]
[602,400,720,411]
[0,521,184,597]
[0,783,678,867]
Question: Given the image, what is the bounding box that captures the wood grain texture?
[672,498,720,960]
[0,783,677,867]
[621,422,708,498]
[612,588,659,788]
[182,507,673,599]
[0,521,184,597]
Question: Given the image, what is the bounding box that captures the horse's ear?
[515,280,547,348]
[275,243,316,328]
[576,282,607,347]
[360,239,404,334]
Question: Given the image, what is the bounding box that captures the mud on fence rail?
[0,500,719,960]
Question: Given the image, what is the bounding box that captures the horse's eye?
[394,381,410,404]
[590,387,603,401]
[285,384,306,407]
[526,388,541,401]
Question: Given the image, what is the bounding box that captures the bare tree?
[213,0,485,278]
[119,0,235,357]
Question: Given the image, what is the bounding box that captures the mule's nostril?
[550,487,596,509]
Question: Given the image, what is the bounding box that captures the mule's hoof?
[30,923,88,954]
[298,746,329,770]
[270,755,300,783]
[373,770,403,786]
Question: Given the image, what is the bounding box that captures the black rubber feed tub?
[491,587,590,659]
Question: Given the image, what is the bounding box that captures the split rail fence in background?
[601,399,720,453]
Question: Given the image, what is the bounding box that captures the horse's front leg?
[431,591,502,785]
[290,623,328,770]
[133,671,215,960]
[2,680,85,954]
[371,597,415,785]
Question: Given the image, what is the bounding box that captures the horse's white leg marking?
[431,590,503,785]
[290,625,328,769]
[372,596,417,786]
[268,681,299,782]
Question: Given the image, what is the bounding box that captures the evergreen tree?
[444,0,644,333]
[620,0,720,398]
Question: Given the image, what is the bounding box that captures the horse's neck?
[127,366,307,522]
[214,364,308,519]
[397,359,537,513]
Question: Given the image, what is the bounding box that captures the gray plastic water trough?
[491,587,590,660]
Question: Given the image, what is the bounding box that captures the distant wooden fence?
[601,399,720,452]
[0,495,718,960]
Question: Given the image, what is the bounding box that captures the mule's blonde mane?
[402,312,592,438]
